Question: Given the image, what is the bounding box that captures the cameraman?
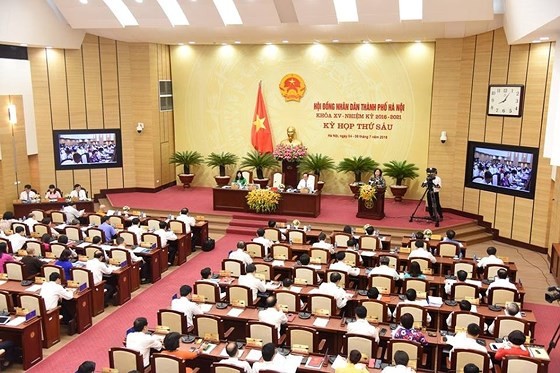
[422,167,443,221]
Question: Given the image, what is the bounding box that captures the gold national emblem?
[279,74,306,102]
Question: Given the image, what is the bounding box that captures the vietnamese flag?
[251,82,274,153]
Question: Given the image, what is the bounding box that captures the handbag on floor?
[202,238,215,252]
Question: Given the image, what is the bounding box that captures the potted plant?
[298,153,335,191]
[337,156,379,198]
[382,160,419,201]
[169,150,204,188]
[240,150,279,189]
[206,152,239,187]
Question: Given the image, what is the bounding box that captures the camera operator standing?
[422,168,443,221]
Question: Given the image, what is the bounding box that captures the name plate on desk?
[378,287,389,295]
[464,296,480,305]
[366,316,379,324]
[294,278,308,285]
[0,273,7,280]
[498,256,510,263]
[399,247,411,254]
[314,308,330,317]
[191,294,206,303]
[204,333,219,343]
[101,368,119,373]
[231,300,246,308]
[424,268,433,275]
[78,255,88,262]
[274,255,288,260]
[309,257,322,264]
[417,291,427,299]
[45,252,55,259]
[246,337,262,348]
[292,344,309,355]
[254,273,265,281]
[67,280,80,288]
[292,236,303,244]
[84,237,93,243]
[219,270,231,278]
[34,276,45,284]
[109,258,122,266]
[280,305,289,313]
[154,325,170,334]
[15,307,29,316]
[30,232,41,238]
[140,242,153,249]
[196,216,205,221]
[17,249,28,257]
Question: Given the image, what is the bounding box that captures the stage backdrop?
[171,43,434,197]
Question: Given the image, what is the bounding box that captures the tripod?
[547,312,560,353]
[409,186,440,227]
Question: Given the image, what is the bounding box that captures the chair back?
[333,233,352,248]
[409,258,431,272]
[142,233,161,248]
[485,264,509,280]
[287,230,306,244]
[451,349,489,373]
[437,242,460,257]
[488,287,517,306]
[51,211,65,224]
[42,264,65,283]
[64,226,83,241]
[194,281,221,303]
[31,209,45,221]
[343,333,378,360]
[287,326,318,353]
[404,278,428,296]
[326,269,348,288]
[342,250,359,267]
[378,254,398,269]
[294,266,318,286]
[33,223,50,237]
[108,216,125,229]
[0,238,12,254]
[25,240,43,256]
[228,285,253,307]
[0,290,13,312]
[502,355,545,373]
[310,248,330,264]
[87,214,102,226]
[50,243,67,258]
[247,320,278,345]
[271,243,291,260]
[12,222,30,236]
[453,261,475,278]
[275,289,300,312]
[109,347,143,372]
[254,262,272,281]
[111,248,131,265]
[147,218,163,230]
[368,275,394,294]
[86,227,105,243]
[396,304,427,327]
[272,172,284,188]
[246,242,265,258]
[212,363,245,373]
[360,299,389,323]
[222,259,245,277]
[264,228,281,242]
[308,294,336,316]
[240,170,253,183]
[169,220,186,234]
[151,353,185,373]
[494,316,530,338]
[451,283,479,300]
[71,267,93,287]
[19,293,46,317]
[5,262,25,281]
[451,311,484,332]
[193,314,224,341]
[85,245,102,260]
[157,309,188,333]
[307,174,317,190]
[388,340,421,369]
[359,235,380,251]
[118,231,137,246]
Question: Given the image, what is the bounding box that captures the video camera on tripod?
[421,167,438,191]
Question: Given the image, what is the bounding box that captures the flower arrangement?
[363,224,371,231]
[246,189,281,213]
[122,206,130,212]
[292,219,301,228]
[273,144,308,162]
[423,229,432,238]
[358,184,377,202]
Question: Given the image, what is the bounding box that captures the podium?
[356,187,386,219]
[282,160,299,188]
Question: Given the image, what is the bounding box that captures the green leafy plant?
[336,156,378,184]
[246,189,281,213]
[206,152,239,177]
[382,160,419,185]
[169,150,204,174]
[240,150,279,179]
[298,153,336,178]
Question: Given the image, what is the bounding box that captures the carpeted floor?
[525,301,560,371]
[107,186,473,228]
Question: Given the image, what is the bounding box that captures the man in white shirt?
[125,317,163,367]
[314,272,352,309]
[392,289,432,323]
[200,267,226,300]
[7,226,27,252]
[171,285,203,328]
[69,184,88,200]
[477,246,504,269]
[238,263,266,300]
[20,184,38,202]
[488,302,522,335]
[444,270,469,296]
[63,202,84,224]
[252,342,288,373]
[298,254,321,283]
[253,228,272,256]
[345,239,363,265]
[154,221,178,266]
[40,272,75,328]
[329,251,360,276]
[127,218,146,243]
[176,208,196,234]
[296,173,314,192]
[347,305,379,342]
[446,323,492,368]
[114,237,149,284]
[228,241,253,267]
[258,295,288,338]
[220,342,252,372]
[408,240,436,264]
[311,232,334,253]
[23,213,39,229]
[487,269,517,293]
[86,250,115,306]
[381,350,416,373]
[369,256,400,280]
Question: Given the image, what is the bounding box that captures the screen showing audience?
[464,141,539,199]
[52,129,123,170]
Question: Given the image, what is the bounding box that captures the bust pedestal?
[282,160,299,188]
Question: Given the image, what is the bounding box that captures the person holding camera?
[422,168,443,221]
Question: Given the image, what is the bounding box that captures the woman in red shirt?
[161,332,199,372]
[494,330,530,360]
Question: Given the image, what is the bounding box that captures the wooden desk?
[176,233,191,264]
[551,243,560,283]
[193,221,209,249]
[136,248,162,283]
[0,316,42,369]
[107,266,131,305]
[213,188,321,218]
[13,200,95,218]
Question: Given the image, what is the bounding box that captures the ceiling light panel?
[157,0,189,26]
[399,0,422,21]
[333,0,358,23]
[102,0,138,26]
[234,0,280,26]
[292,0,337,25]
[213,0,243,25]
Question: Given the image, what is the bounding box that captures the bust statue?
[279,126,302,146]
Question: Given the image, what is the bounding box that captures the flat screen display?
[464,141,539,199]
[53,129,123,170]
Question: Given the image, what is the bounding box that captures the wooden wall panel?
[82,34,103,128]
[469,32,493,142]
[502,45,529,145]
[463,188,480,214]
[55,170,74,197]
[107,168,124,189]
[100,38,120,129]
[65,48,87,128]
[486,29,509,144]
[90,169,108,196]
[512,198,534,243]
[46,49,69,129]
[479,191,496,224]
[495,194,514,237]
[73,169,91,195]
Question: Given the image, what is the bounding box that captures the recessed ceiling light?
[19,43,28,47]
[46,46,52,49]
[414,40,422,43]
[362,40,370,44]
[135,0,143,3]
[221,42,228,46]
[332,39,339,43]
[532,40,542,43]
[80,0,88,4]
[265,42,272,45]
[234,41,241,44]
[282,40,289,43]
[385,39,392,42]
[178,43,184,46]
[188,41,196,44]
[540,36,549,41]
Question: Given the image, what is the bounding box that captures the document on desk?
[360,251,376,257]
[227,308,244,317]
[7,317,25,326]
[272,260,285,267]
[199,304,213,313]
[245,349,262,362]
[283,354,303,372]
[24,284,42,292]
[427,296,443,307]
[289,286,302,293]
[313,317,329,327]
[331,355,347,369]
[0,281,6,286]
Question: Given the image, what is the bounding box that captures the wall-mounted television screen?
[53,129,123,170]
[464,141,539,199]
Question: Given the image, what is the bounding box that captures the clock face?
[487,85,524,117]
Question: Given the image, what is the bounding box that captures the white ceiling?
[0,0,557,49]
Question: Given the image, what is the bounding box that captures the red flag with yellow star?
[251,82,274,153]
